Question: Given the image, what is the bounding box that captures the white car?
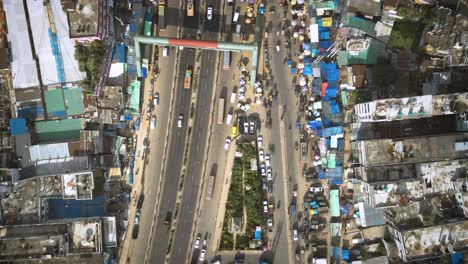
[207,6,213,20]
[268,218,273,227]
[310,187,324,193]
[243,122,249,134]
[150,116,156,129]
[292,229,298,241]
[194,236,201,249]
[263,200,268,213]
[257,135,263,148]
[249,121,255,134]
[199,248,206,261]
[224,137,231,151]
[258,149,265,162]
[267,167,272,181]
[265,154,271,167]
[153,94,159,105]
[177,114,183,128]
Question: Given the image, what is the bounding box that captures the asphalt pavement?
[170,2,224,264]
[148,47,195,261]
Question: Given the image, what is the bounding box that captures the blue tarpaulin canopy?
[302,42,312,51]
[303,65,312,76]
[342,249,349,260]
[9,118,28,135]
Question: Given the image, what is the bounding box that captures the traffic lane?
[148,48,196,261]
[170,50,217,264]
[130,47,178,263]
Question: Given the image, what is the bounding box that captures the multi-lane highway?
[147,1,224,264]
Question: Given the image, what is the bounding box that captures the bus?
[223,51,231,70]
[187,0,194,16]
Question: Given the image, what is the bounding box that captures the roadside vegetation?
[75,40,106,92]
[219,143,263,250]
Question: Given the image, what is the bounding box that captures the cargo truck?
[217,98,225,124]
[158,3,166,31]
[187,0,194,16]
[206,175,215,200]
[184,68,192,89]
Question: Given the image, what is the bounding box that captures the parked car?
[224,137,231,151]
[177,114,183,128]
[243,121,249,134]
[199,248,206,261]
[150,115,156,129]
[194,235,201,249]
[292,229,298,241]
[206,5,213,20]
[136,194,145,209]
[153,94,159,105]
[257,135,263,148]
[260,163,266,176]
[132,224,139,239]
[265,154,271,167]
[267,167,272,181]
[263,200,268,213]
[310,187,324,193]
[249,121,255,134]
[258,149,265,162]
[134,210,141,225]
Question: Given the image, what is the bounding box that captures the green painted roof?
[337,51,348,66]
[35,118,83,143]
[344,16,376,35]
[338,40,386,66]
[44,90,65,114]
[341,91,348,107]
[311,1,335,10]
[64,88,84,116]
[330,189,340,217]
[127,80,141,115]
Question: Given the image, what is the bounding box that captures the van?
[162,47,168,58]
[236,24,241,34]
[233,11,240,23]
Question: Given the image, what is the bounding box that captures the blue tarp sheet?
[331,246,340,258]
[342,249,350,260]
[303,65,312,76]
[323,126,344,137]
[340,205,349,215]
[303,56,313,64]
[330,100,340,115]
[302,42,312,51]
[325,87,338,99]
[320,40,331,49]
[17,106,44,119]
[48,195,105,219]
[9,118,28,135]
[320,32,330,40]
[451,252,464,264]
[113,43,126,63]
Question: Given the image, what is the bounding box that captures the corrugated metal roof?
[29,142,70,162]
[9,118,28,135]
[330,189,340,217]
[44,89,66,115]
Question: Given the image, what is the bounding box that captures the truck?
[184,68,192,89]
[186,0,194,16]
[224,6,233,33]
[226,113,233,125]
[206,175,215,200]
[217,98,225,124]
[142,58,149,78]
[158,3,166,31]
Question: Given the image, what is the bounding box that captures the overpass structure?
[134,36,259,86]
